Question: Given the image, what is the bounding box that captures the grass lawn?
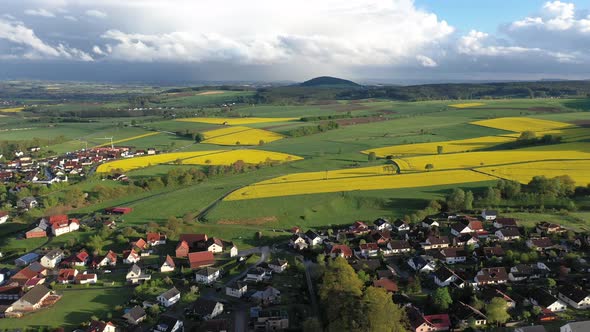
[0,287,134,330]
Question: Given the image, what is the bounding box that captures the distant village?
[0,205,589,331]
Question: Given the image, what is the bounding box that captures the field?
[225,169,496,201]
[95,131,161,147]
[477,160,590,186]
[177,117,299,125]
[181,149,302,165]
[0,107,25,113]
[471,117,572,132]
[96,151,224,172]
[201,126,285,145]
[448,102,485,108]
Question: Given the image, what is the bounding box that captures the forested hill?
[300,76,360,88]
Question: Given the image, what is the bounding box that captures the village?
[0,203,588,331]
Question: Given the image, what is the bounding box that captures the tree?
[368,152,377,161]
[363,287,408,332]
[545,278,556,288]
[88,235,104,255]
[464,191,474,210]
[64,187,84,207]
[486,297,510,325]
[258,139,265,146]
[425,163,434,171]
[437,145,444,154]
[433,287,453,311]
[447,188,466,212]
[518,131,536,141]
[303,317,323,332]
[408,276,421,294]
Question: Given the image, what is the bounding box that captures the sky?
[0,0,589,84]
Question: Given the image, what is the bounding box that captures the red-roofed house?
[408,306,451,332]
[358,243,380,258]
[147,232,167,246]
[105,207,133,214]
[175,241,190,258]
[91,250,117,269]
[86,321,116,332]
[179,234,208,248]
[52,218,80,237]
[350,221,370,234]
[75,272,97,285]
[57,269,78,284]
[131,238,148,251]
[160,255,176,273]
[373,278,398,293]
[188,251,215,270]
[123,249,140,264]
[330,244,353,259]
[62,251,89,267]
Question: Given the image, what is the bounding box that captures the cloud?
[63,15,77,21]
[85,9,107,18]
[24,8,55,18]
[0,18,92,61]
[416,55,437,67]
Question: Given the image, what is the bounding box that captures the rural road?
[195,185,245,221]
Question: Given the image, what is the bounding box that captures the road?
[195,185,245,221]
[227,246,270,285]
[303,259,319,316]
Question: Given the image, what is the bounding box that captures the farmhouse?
[558,285,590,309]
[157,287,180,307]
[179,233,208,248]
[175,241,190,258]
[25,227,47,239]
[51,218,79,237]
[57,269,78,284]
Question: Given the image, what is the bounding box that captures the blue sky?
[0,0,589,83]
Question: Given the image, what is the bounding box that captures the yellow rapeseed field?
[95,132,161,147]
[96,151,223,172]
[256,165,398,185]
[181,149,302,166]
[177,117,298,125]
[393,147,590,172]
[201,126,284,145]
[471,117,571,132]
[0,107,25,113]
[225,170,495,201]
[476,160,590,186]
[363,135,514,157]
[448,103,485,108]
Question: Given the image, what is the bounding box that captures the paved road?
[227,246,270,285]
[303,259,320,316]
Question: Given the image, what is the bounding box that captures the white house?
[191,298,224,320]
[251,286,281,305]
[195,267,220,284]
[160,255,175,273]
[230,245,238,257]
[40,249,63,268]
[0,211,8,224]
[529,290,567,312]
[421,218,439,228]
[305,230,322,246]
[246,267,271,282]
[393,219,410,232]
[481,210,497,221]
[51,218,80,237]
[205,238,224,253]
[75,272,98,285]
[268,259,288,273]
[434,266,458,287]
[440,247,467,264]
[495,228,520,241]
[558,285,590,309]
[157,287,181,308]
[289,234,308,250]
[226,282,247,298]
[408,256,436,273]
[373,218,392,231]
[126,264,151,284]
[123,249,141,264]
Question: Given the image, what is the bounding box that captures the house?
[10,266,42,286]
[188,251,215,270]
[0,268,11,285]
[439,247,467,264]
[514,326,547,332]
[421,217,440,228]
[370,230,391,244]
[350,221,370,234]
[434,265,459,287]
[15,253,39,267]
[123,249,140,264]
[230,245,238,257]
[529,289,567,312]
[9,285,52,312]
[195,267,220,284]
[527,237,554,250]
[62,250,89,267]
[408,256,436,273]
[289,234,308,250]
[560,321,590,332]
[226,282,247,298]
[474,246,505,261]
[126,264,151,284]
[131,238,148,251]
[254,308,289,331]
[204,238,224,253]
[0,285,22,301]
[251,286,281,305]
[40,249,63,268]
[393,219,411,232]
[246,267,272,282]
[147,232,167,246]
[122,306,147,325]
[105,206,133,215]
[157,287,181,307]
[387,240,412,255]
[17,197,38,210]
[558,285,590,309]
[509,263,551,281]
[536,222,566,235]
[92,250,117,268]
[374,218,392,231]
[373,278,398,293]
[495,227,520,241]
[423,235,450,249]
[479,286,517,309]
[25,227,47,239]
[86,320,116,332]
[76,272,97,285]
[493,217,517,229]
[475,267,508,286]
[358,242,380,258]
[481,209,497,220]
[51,218,79,237]
[407,306,451,332]
[153,315,184,332]
[190,298,224,320]
[160,255,176,273]
[179,233,208,248]
[268,259,288,273]
[329,244,353,258]
[453,233,479,247]
[175,240,190,258]
[304,230,322,246]
[455,302,487,327]
[0,211,8,224]
[57,269,79,284]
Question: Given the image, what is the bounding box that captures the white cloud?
[92,45,105,55]
[0,18,92,61]
[85,9,107,18]
[63,15,77,21]
[416,55,437,67]
[24,8,55,18]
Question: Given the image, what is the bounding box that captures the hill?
[300,76,360,88]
